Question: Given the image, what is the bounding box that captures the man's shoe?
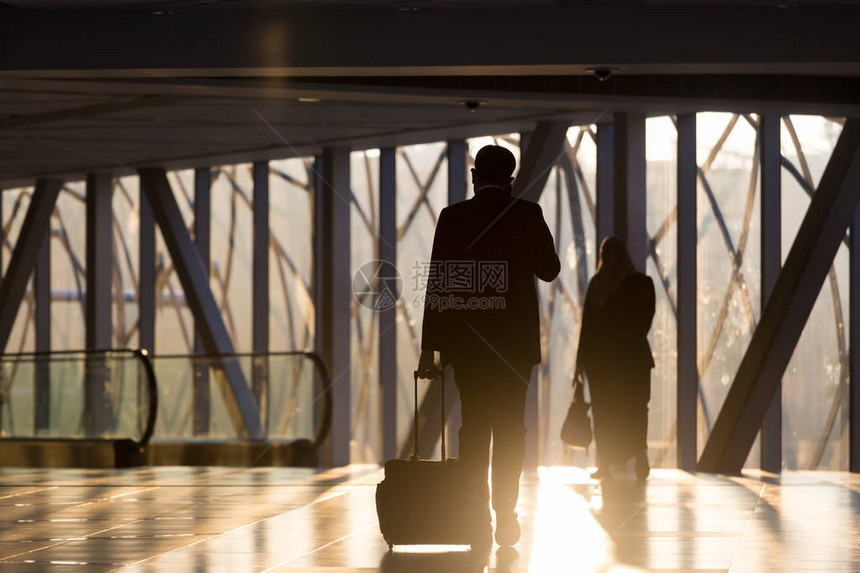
[494,512,521,546]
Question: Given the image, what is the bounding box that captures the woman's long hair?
[589,236,635,306]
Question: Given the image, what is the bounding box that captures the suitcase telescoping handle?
[412,370,447,462]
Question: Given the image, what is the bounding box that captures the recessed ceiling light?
[298,98,322,103]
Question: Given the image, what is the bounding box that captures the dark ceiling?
[1,1,859,186]
[5,0,860,9]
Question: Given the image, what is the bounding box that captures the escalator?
[0,349,332,468]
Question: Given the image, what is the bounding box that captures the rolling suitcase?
[376,370,478,549]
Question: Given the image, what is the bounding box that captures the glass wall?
[530,128,597,466]
[0,113,853,467]
[396,142,448,459]
[210,165,254,353]
[1,184,89,354]
[50,183,86,351]
[696,113,762,468]
[149,169,196,437]
[269,158,315,353]
[781,116,847,470]
[646,116,678,468]
[113,175,140,350]
[155,169,196,357]
[350,149,381,463]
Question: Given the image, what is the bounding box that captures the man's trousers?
[451,358,533,517]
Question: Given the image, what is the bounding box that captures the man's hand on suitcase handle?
[417,350,441,379]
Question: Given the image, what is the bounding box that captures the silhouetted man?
[417,144,560,546]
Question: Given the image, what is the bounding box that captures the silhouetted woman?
[574,236,655,481]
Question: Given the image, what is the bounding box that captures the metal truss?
[350,149,382,462]
[0,114,850,466]
[645,114,848,470]
[0,162,318,439]
[534,127,596,463]
[698,118,860,473]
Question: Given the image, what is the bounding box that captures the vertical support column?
[0,192,3,286]
[596,123,615,264]
[193,167,211,436]
[446,140,467,456]
[139,185,155,353]
[312,156,328,462]
[447,140,467,203]
[139,184,155,434]
[34,226,51,433]
[613,113,648,270]
[86,173,114,435]
[760,114,783,473]
[316,147,352,466]
[0,191,3,286]
[851,201,860,473]
[379,147,397,462]
[677,114,698,471]
[252,161,270,433]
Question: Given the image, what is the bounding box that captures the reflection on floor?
[0,465,857,572]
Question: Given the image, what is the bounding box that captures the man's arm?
[533,203,561,282]
[418,207,451,378]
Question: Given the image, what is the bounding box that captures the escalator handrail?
[0,348,158,449]
[151,350,333,449]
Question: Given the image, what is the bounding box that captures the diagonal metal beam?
[698,119,860,474]
[0,178,62,354]
[513,121,569,203]
[139,167,263,440]
[560,148,589,304]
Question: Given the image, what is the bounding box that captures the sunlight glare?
[392,544,472,553]
[528,466,612,572]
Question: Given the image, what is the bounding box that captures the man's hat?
[474,145,516,184]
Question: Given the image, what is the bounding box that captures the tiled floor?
[0,465,857,572]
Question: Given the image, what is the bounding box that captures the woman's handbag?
[560,373,592,449]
